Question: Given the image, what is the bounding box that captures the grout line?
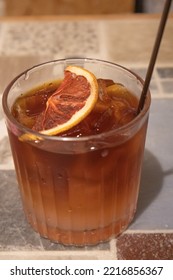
[110,238,118,260]
[123,229,173,234]
[0,247,116,260]
[154,67,165,97]
[98,21,109,61]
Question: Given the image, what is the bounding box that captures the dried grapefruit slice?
[33,65,98,136]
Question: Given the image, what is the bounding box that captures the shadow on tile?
[134,149,164,220]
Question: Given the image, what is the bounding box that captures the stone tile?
[117,233,173,260]
[105,19,173,64]
[0,56,52,169]
[130,99,173,230]
[0,170,113,258]
[0,56,52,94]
[161,80,173,93]
[41,237,110,251]
[0,171,42,251]
[130,67,158,95]
[0,21,100,58]
[0,252,99,260]
[148,79,158,94]
[157,67,173,78]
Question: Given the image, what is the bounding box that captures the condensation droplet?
[57,173,63,179]
[101,149,109,157]
[34,140,40,144]
[24,72,30,80]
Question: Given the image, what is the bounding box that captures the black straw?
[137,0,172,114]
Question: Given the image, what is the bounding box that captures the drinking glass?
[2,58,151,245]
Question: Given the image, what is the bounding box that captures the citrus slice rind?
[19,65,99,140]
[19,133,43,142]
[40,66,98,135]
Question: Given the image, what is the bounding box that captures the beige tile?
[0,56,52,93]
[104,18,173,64]
[0,21,100,58]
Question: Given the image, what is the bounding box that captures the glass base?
[26,212,135,246]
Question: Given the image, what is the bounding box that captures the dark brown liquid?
[12,79,138,136]
[9,78,148,245]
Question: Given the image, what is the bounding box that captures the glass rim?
[2,57,151,143]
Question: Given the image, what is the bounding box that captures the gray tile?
[128,67,158,95]
[0,171,42,250]
[0,170,111,252]
[161,80,173,93]
[157,67,173,78]
[149,80,158,94]
[130,99,173,229]
[41,237,110,251]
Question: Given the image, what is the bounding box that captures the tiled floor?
[0,21,100,57]
[0,17,173,260]
[117,232,173,260]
